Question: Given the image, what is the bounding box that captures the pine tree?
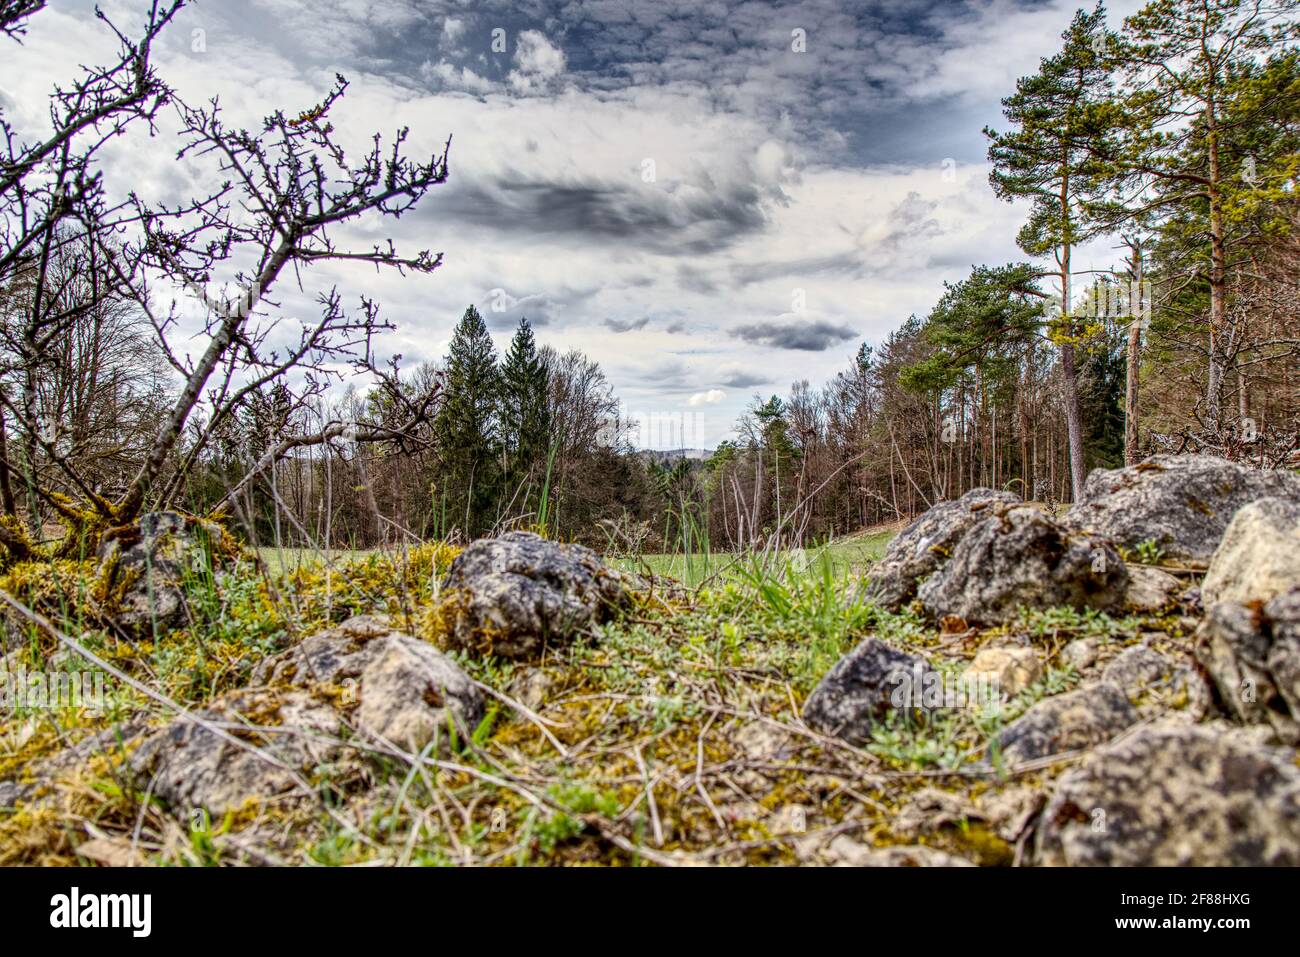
[498,317,552,517]
[1088,0,1298,432]
[983,3,1116,500]
[433,305,500,538]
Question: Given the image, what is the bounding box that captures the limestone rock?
[1101,644,1173,703]
[1060,638,1099,672]
[256,614,486,751]
[994,681,1137,765]
[1196,586,1300,741]
[801,638,938,744]
[97,511,226,637]
[864,488,1019,610]
[918,507,1128,626]
[1123,564,1183,614]
[965,646,1041,700]
[128,688,346,818]
[1202,497,1300,606]
[1062,454,1300,562]
[1035,721,1300,865]
[438,531,636,659]
[355,636,485,750]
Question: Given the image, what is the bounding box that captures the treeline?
[186,307,668,549]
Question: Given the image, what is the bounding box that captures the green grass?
[257,523,899,582]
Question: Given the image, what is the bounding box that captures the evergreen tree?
[1090,0,1299,431]
[498,316,552,517]
[984,3,1116,499]
[433,305,500,538]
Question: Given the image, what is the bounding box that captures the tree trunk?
[1124,246,1144,465]
[1205,94,1228,435]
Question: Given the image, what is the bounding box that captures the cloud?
[689,389,725,406]
[509,30,566,93]
[604,316,650,333]
[719,370,771,388]
[730,318,859,352]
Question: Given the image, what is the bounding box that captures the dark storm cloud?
[434,174,770,253]
[730,319,858,351]
[720,370,772,388]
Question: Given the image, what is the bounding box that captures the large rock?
[994,682,1137,765]
[1195,586,1300,742]
[130,616,487,818]
[256,614,486,750]
[355,636,485,750]
[864,488,1019,609]
[1202,498,1300,606]
[1062,454,1300,562]
[128,688,347,819]
[918,507,1128,625]
[801,638,938,744]
[1035,721,1300,865]
[97,512,226,637]
[437,531,636,659]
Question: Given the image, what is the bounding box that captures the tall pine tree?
[498,317,552,519]
[433,305,500,538]
[984,4,1115,500]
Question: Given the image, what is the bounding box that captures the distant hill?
[637,448,713,464]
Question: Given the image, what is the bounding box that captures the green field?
[256,524,900,582]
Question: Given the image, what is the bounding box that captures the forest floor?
[0,519,1190,866]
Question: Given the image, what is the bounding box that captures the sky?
[2,0,1146,448]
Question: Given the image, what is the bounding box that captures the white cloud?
[689,389,726,406]
[509,30,566,93]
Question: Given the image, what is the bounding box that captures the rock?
[255,614,485,752]
[1060,638,1098,672]
[131,616,486,817]
[437,531,636,659]
[965,646,1041,700]
[1062,454,1300,562]
[1202,498,1300,606]
[801,638,938,744]
[893,788,984,838]
[1035,721,1300,865]
[981,786,1046,843]
[354,636,485,750]
[97,512,226,637]
[1268,588,1300,724]
[1123,564,1183,614]
[994,682,1137,765]
[128,688,346,818]
[506,667,555,712]
[864,488,1020,609]
[1196,587,1300,741]
[918,507,1128,626]
[1101,645,1173,703]
[255,614,395,688]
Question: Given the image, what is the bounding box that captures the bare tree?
[0,1,447,558]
